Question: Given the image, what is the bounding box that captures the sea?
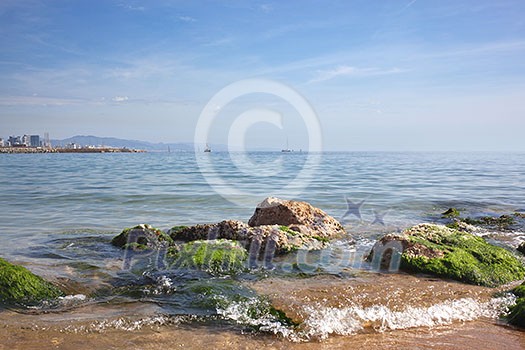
[0,151,524,349]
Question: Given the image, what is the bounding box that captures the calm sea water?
[1,151,525,348]
[1,151,524,236]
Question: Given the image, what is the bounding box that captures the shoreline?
[0,147,145,154]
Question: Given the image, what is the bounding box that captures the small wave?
[61,314,196,333]
[26,294,88,311]
[300,294,516,340]
[216,296,296,339]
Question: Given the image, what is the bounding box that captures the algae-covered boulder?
[508,282,525,328]
[0,258,63,305]
[111,224,173,250]
[367,223,525,287]
[168,220,251,242]
[169,220,331,256]
[169,239,248,274]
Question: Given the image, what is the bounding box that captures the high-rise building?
[22,134,30,146]
[8,136,21,146]
[0,138,4,147]
[30,135,40,147]
[44,132,50,148]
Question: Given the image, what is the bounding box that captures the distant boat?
[204,144,212,153]
[281,138,292,153]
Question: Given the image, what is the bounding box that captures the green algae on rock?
[368,224,525,287]
[111,224,173,249]
[508,281,525,328]
[442,207,460,218]
[462,215,516,230]
[0,258,63,305]
[169,239,248,274]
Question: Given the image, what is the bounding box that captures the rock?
[168,239,248,274]
[111,224,173,250]
[0,257,64,305]
[447,220,480,233]
[248,197,347,240]
[442,207,460,218]
[114,199,348,260]
[462,215,516,230]
[367,223,525,287]
[169,220,329,256]
[508,282,525,328]
[168,220,251,242]
[517,242,525,255]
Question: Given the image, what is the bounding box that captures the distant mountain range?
[51,135,206,151]
[51,135,284,152]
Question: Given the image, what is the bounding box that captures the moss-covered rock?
[111,224,173,249]
[508,282,525,328]
[462,215,516,230]
[368,224,525,287]
[169,239,248,274]
[0,258,64,305]
[442,207,460,218]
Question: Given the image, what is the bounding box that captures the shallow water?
[1,151,525,348]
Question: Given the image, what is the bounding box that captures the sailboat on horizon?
[281,137,292,153]
[204,143,212,153]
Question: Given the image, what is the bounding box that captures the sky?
[1,0,525,151]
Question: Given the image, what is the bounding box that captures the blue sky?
[1,0,524,151]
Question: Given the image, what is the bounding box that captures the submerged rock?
[0,257,64,305]
[248,197,347,240]
[111,224,173,250]
[367,223,525,287]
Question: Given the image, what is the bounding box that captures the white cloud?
[309,65,404,83]
[259,4,273,13]
[178,16,196,23]
[112,96,129,102]
[118,3,145,11]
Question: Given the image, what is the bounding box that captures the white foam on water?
[61,314,192,333]
[216,297,295,339]
[300,294,517,340]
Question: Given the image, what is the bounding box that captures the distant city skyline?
[1,1,525,151]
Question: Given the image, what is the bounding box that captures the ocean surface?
[1,151,525,349]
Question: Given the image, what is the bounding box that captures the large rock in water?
[111,224,173,250]
[0,257,64,305]
[248,197,347,239]
[367,223,525,287]
[168,198,349,255]
[169,219,328,255]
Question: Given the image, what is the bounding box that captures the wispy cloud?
[112,95,128,102]
[259,4,273,13]
[0,95,87,106]
[309,65,404,83]
[178,15,196,23]
[118,3,145,11]
[403,0,417,11]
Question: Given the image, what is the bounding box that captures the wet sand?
[0,319,524,350]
